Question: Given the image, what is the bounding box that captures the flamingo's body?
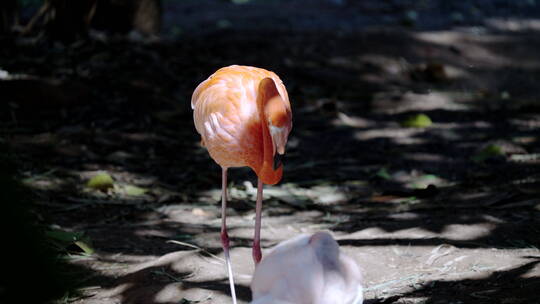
[191,65,293,304]
[192,65,292,183]
[250,232,364,304]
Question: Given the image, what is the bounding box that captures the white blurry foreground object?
[250,232,363,304]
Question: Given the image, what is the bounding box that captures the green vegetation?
[86,172,114,191]
[472,144,504,163]
[46,229,94,255]
[401,113,433,128]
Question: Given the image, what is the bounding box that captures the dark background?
[1,1,539,303]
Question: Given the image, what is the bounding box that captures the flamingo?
[250,232,364,304]
[191,65,293,304]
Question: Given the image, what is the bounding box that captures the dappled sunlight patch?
[153,283,214,303]
[329,53,410,85]
[354,127,425,142]
[287,184,349,205]
[98,252,160,265]
[402,152,450,164]
[509,117,540,130]
[440,223,495,241]
[414,30,517,67]
[372,90,469,114]
[132,251,199,275]
[481,214,506,224]
[262,215,325,236]
[331,112,373,128]
[134,228,175,239]
[346,227,393,240]
[386,169,447,189]
[387,227,440,240]
[415,31,463,47]
[153,283,184,303]
[485,18,540,33]
[196,180,364,211]
[387,212,421,221]
[98,282,134,299]
[156,204,219,223]
[196,188,223,202]
[351,243,539,303]
[88,248,236,303]
[520,259,540,279]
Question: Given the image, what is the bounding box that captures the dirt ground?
[1,1,540,303]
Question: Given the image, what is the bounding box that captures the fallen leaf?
[46,229,94,255]
[87,172,114,191]
[375,168,392,180]
[472,144,504,163]
[123,184,148,196]
[401,114,433,128]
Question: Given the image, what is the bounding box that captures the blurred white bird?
[250,231,363,304]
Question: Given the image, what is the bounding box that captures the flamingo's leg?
[253,178,263,265]
[220,168,237,304]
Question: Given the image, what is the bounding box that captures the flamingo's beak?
[273,152,283,171]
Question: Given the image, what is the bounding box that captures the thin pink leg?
[220,168,237,304]
[252,178,263,265]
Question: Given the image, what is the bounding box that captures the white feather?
[250,232,363,304]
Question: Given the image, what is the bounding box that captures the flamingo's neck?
[254,78,283,185]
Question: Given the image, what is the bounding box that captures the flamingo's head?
[256,77,292,184]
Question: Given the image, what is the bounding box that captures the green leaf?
[74,240,94,255]
[420,174,438,180]
[46,230,94,255]
[124,185,148,196]
[411,174,440,189]
[401,114,433,128]
[46,230,84,243]
[86,172,114,190]
[472,144,504,162]
[375,168,391,180]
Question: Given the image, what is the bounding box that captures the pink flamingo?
[250,231,364,304]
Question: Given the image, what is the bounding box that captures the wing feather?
[191,65,290,168]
